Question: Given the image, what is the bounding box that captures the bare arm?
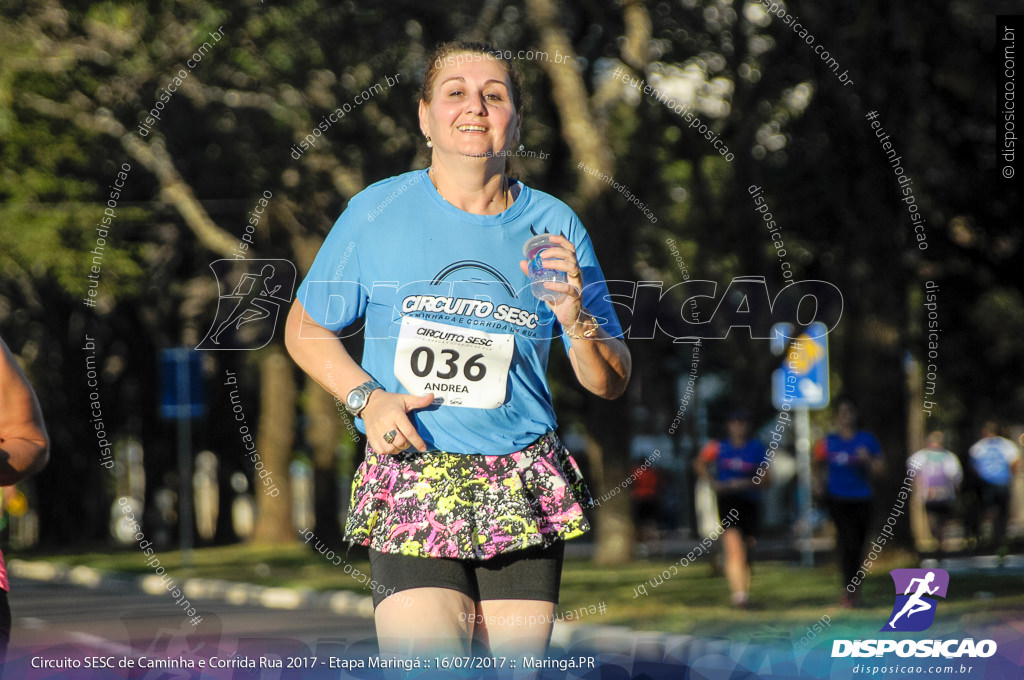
[566,325,632,399]
[283,301,432,454]
[694,454,710,482]
[854,441,885,479]
[870,450,886,478]
[283,301,371,402]
[0,337,50,485]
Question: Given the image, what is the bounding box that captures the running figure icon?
[888,572,938,628]
[210,264,281,344]
[196,259,296,351]
[881,568,949,632]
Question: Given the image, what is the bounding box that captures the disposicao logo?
[882,568,948,632]
[831,568,997,659]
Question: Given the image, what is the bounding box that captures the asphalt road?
[6,576,379,677]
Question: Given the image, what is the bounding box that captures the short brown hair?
[419,41,524,113]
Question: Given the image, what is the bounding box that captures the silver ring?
[383,430,398,444]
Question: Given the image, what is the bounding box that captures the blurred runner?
[908,431,962,554]
[695,409,767,608]
[968,421,1021,549]
[630,457,665,558]
[814,396,884,608]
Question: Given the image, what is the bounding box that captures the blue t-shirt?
[700,438,766,500]
[296,169,623,455]
[969,436,1020,486]
[815,431,882,499]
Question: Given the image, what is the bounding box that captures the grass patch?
[558,554,1024,641]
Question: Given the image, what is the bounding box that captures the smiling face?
[418,52,521,161]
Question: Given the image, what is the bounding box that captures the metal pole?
[176,351,194,568]
[796,406,813,566]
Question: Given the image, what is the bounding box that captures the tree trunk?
[590,397,634,565]
[305,377,344,548]
[251,344,297,544]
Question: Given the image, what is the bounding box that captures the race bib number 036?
[394,317,514,408]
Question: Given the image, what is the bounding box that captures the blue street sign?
[771,322,830,410]
[160,348,205,419]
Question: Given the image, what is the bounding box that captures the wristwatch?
[344,380,383,418]
[567,308,601,340]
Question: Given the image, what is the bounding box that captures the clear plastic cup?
[523,234,567,303]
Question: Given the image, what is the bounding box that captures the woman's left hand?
[518,234,584,330]
[518,234,631,400]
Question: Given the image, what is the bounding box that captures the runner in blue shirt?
[285,41,631,659]
[813,396,884,607]
[695,409,768,608]
[968,421,1021,548]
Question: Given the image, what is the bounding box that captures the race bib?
[394,317,514,408]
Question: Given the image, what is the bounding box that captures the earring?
[518,144,525,152]
[425,136,433,148]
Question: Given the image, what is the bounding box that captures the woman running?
[285,41,631,658]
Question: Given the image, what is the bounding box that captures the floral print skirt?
[344,431,593,560]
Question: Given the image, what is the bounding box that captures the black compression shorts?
[717,493,762,537]
[368,541,565,608]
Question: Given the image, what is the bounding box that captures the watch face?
[346,391,362,411]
